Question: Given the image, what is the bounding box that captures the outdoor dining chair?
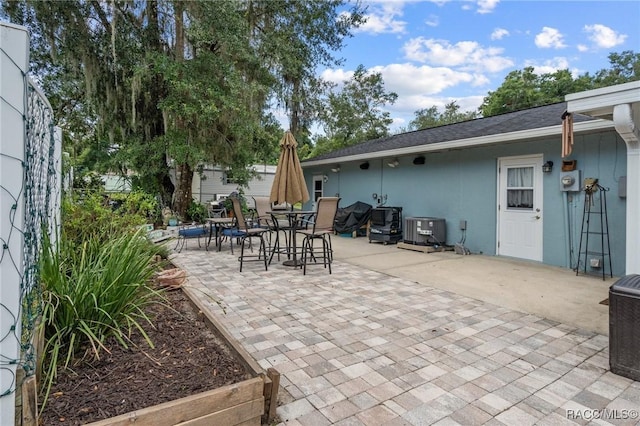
[230,196,269,271]
[254,196,297,264]
[297,197,340,275]
[174,222,209,253]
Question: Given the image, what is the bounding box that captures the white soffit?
[566,81,640,118]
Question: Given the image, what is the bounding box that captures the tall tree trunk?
[172,1,192,217]
[174,163,194,218]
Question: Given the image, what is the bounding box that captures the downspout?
[613,103,640,274]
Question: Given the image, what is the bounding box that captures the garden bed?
[40,282,278,425]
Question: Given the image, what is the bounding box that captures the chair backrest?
[253,196,272,218]
[313,197,340,232]
[230,196,250,231]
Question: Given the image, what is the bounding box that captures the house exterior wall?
[303,129,627,276]
[192,165,276,208]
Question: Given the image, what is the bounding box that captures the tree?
[479,50,639,117]
[409,101,478,130]
[2,0,366,217]
[311,65,398,157]
[592,50,640,87]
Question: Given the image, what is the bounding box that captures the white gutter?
[302,119,613,167]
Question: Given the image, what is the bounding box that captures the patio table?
[267,210,315,267]
[205,217,235,251]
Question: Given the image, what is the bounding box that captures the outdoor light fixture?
[387,159,400,168]
[331,165,341,173]
[413,155,425,165]
[542,161,553,173]
[359,161,370,170]
[323,175,329,183]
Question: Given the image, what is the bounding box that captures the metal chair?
[254,196,292,264]
[230,196,269,271]
[174,222,209,253]
[297,197,340,274]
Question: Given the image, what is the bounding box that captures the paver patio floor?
[170,244,640,425]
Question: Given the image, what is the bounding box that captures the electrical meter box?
[560,170,580,192]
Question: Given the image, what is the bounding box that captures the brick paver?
[171,246,640,425]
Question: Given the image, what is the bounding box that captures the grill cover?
[334,201,372,233]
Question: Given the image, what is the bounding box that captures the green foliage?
[480,51,639,117]
[222,190,249,215]
[2,0,366,215]
[186,200,207,223]
[39,229,164,406]
[409,101,478,130]
[63,190,160,245]
[311,65,398,157]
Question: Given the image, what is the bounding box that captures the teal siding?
[303,130,627,276]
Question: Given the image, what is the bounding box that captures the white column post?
[0,22,29,425]
[613,103,640,274]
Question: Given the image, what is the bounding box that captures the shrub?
[63,189,159,245]
[186,200,207,223]
[39,229,164,406]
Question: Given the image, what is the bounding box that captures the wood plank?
[176,398,263,426]
[87,377,263,426]
[21,375,38,426]
[264,368,280,423]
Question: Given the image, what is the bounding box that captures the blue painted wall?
[303,129,628,276]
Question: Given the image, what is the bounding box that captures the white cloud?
[425,14,439,27]
[402,37,514,73]
[584,24,627,48]
[577,44,589,52]
[535,27,567,49]
[354,3,407,34]
[491,28,509,40]
[369,63,477,96]
[320,68,354,85]
[477,0,499,14]
[523,56,572,75]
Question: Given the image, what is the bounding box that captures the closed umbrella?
[270,131,310,206]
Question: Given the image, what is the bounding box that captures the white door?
[497,155,543,261]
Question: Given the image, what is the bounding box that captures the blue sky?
[315,0,640,132]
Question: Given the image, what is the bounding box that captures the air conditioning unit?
[404,217,446,246]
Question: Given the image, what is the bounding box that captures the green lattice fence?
[1,22,61,423]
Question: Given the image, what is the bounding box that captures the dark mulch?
[41,286,252,425]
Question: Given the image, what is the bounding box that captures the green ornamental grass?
[39,229,163,406]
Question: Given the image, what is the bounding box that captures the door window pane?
[506,167,534,210]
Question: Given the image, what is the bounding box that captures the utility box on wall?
[560,170,581,192]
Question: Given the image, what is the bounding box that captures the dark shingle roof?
[303,102,596,163]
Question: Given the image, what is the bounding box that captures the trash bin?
[609,274,640,381]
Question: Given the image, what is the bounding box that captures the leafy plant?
[186,200,207,223]
[62,189,160,246]
[39,229,164,407]
[222,190,249,215]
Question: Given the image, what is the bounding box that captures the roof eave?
[301,119,613,168]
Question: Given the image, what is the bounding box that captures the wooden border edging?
[182,285,280,423]
[87,377,264,426]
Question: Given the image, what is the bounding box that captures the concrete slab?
[330,237,613,336]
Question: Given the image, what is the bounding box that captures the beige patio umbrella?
[270,131,310,206]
